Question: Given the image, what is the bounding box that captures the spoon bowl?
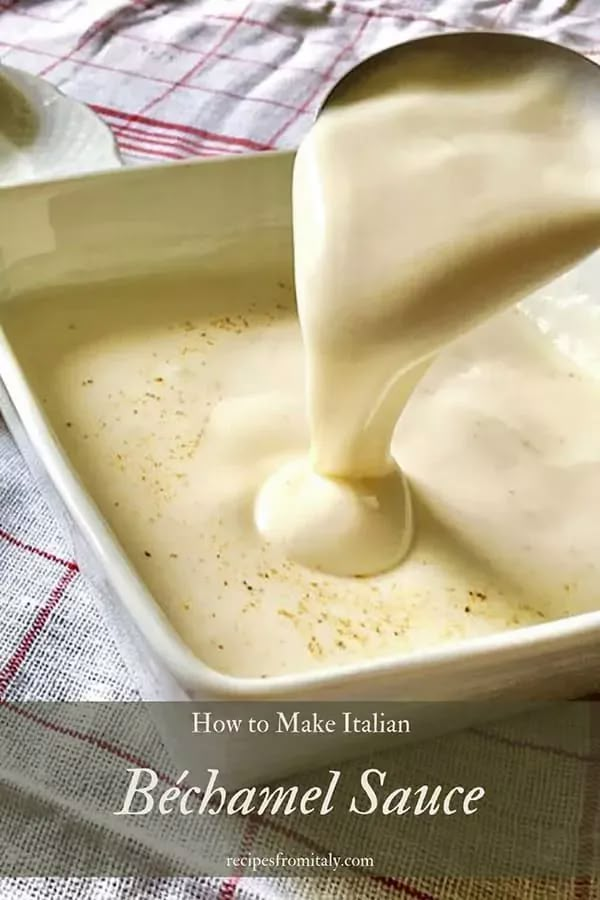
[318,31,600,119]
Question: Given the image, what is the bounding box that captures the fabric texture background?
[1,1,600,897]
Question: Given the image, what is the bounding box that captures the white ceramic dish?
[1,151,600,713]
[0,64,120,187]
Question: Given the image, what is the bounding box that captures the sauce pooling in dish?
[256,42,600,576]
[8,41,600,678]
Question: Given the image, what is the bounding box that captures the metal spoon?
[318,31,600,119]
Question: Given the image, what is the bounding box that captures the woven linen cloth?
[2,1,600,898]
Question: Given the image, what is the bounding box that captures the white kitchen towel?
[2,1,600,898]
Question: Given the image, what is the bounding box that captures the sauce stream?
[257,46,600,576]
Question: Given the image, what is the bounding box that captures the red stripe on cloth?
[118,137,236,162]
[114,2,253,132]
[574,706,600,898]
[0,567,78,696]
[1,701,176,786]
[215,48,325,78]
[28,29,302,112]
[0,527,78,571]
[113,121,241,157]
[118,137,229,161]
[0,38,46,56]
[249,814,329,855]
[339,1,460,30]
[472,726,600,764]
[94,106,243,155]
[217,877,239,900]
[90,103,273,152]
[10,694,444,898]
[3,699,582,897]
[2,701,439,898]
[24,45,301,113]
[123,31,329,78]
[373,876,438,899]
[253,815,437,897]
[36,3,136,79]
[1,41,185,89]
[115,128,205,157]
[118,140,187,161]
[0,39,260,116]
[0,5,57,21]
[184,80,302,112]
[0,38,185,99]
[269,10,374,145]
[217,816,261,900]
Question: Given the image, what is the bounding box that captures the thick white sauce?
[7,274,600,679]
[7,44,600,679]
[257,49,600,577]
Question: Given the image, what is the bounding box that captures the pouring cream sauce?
[7,42,600,679]
[256,45,600,577]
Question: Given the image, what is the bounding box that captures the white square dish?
[2,150,600,710]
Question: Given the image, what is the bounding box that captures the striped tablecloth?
[1,1,600,898]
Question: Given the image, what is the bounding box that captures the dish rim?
[1,152,600,698]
